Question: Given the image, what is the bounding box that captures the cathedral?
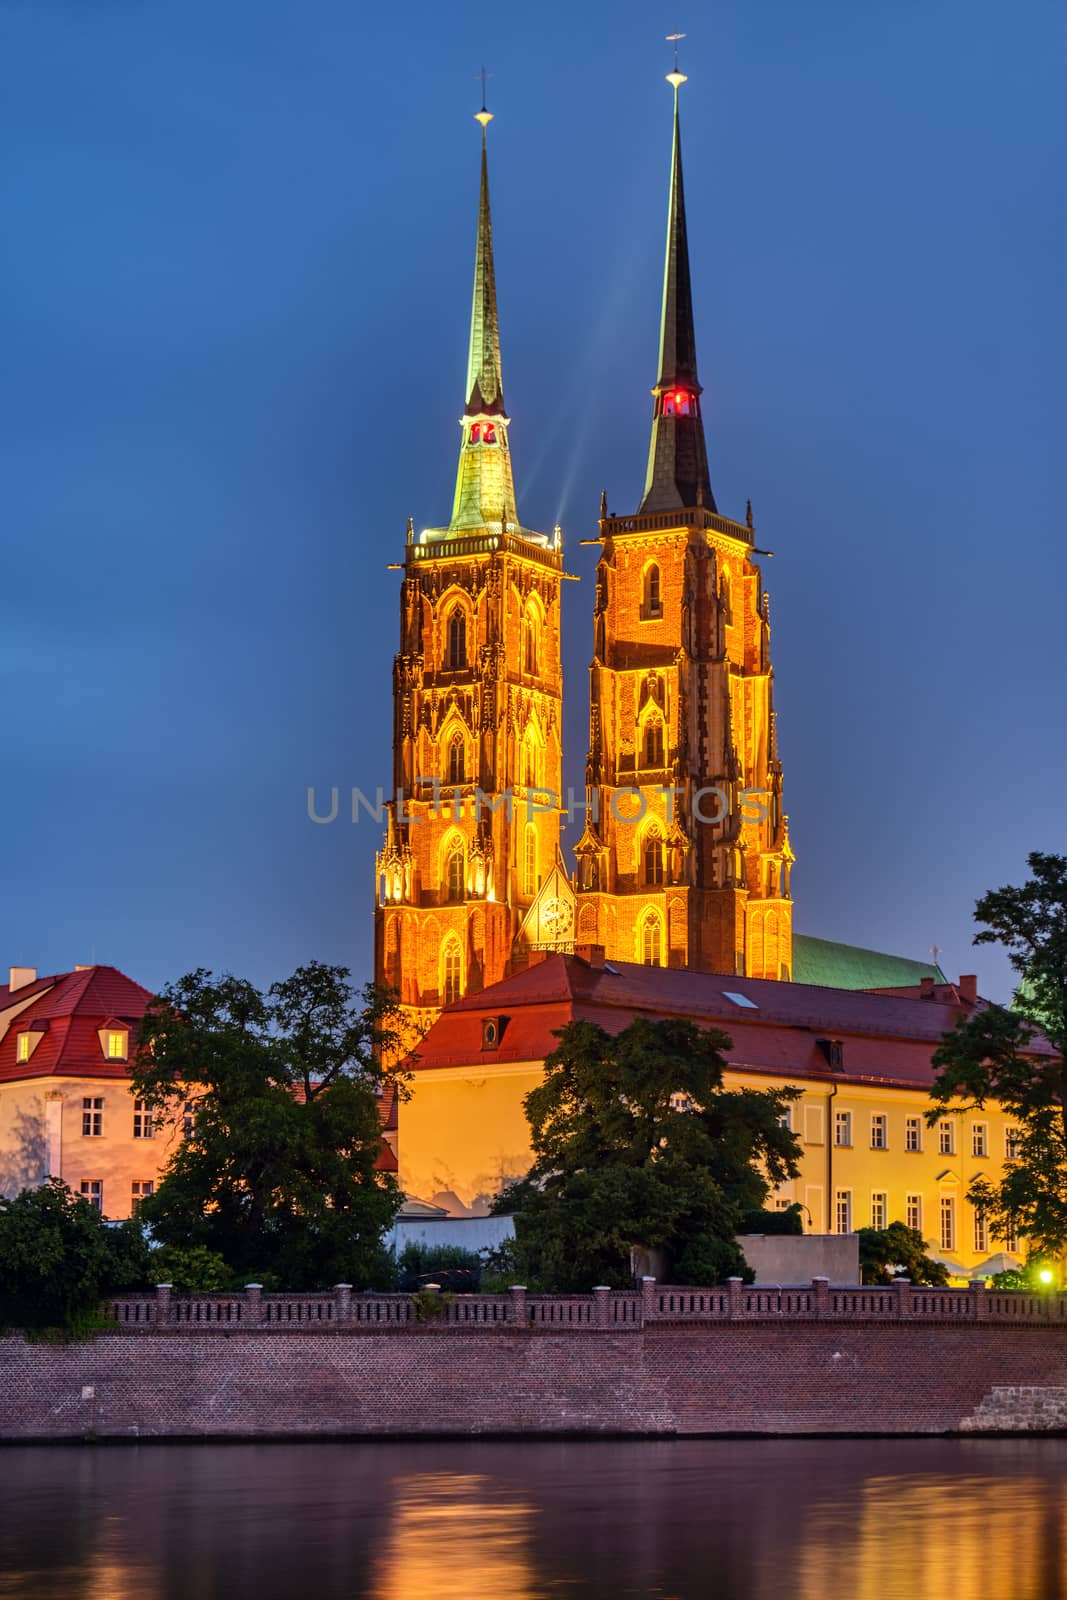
[374,69,800,1024]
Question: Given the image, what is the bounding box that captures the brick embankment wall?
[4,1323,1067,1440]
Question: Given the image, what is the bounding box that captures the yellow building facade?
[398,957,1024,1275]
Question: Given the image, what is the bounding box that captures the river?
[1,1437,1066,1598]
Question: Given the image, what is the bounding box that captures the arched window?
[643,717,664,767]
[442,939,462,1005]
[446,843,465,903]
[643,564,662,618]
[721,570,732,623]
[641,913,663,967]
[447,607,467,670]
[522,735,540,790]
[447,733,465,786]
[523,610,539,675]
[523,825,537,898]
[643,827,664,887]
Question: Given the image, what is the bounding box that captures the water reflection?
[371,1474,538,1599]
[2,1439,1067,1599]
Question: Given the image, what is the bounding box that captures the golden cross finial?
[666,32,688,91]
[474,65,494,127]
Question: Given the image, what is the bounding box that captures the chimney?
[576,944,606,968]
[9,967,37,993]
[74,964,93,972]
[919,976,935,999]
[959,974,978,1004]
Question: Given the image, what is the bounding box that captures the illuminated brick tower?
[574,67,793,980]
[374,104,564,1022]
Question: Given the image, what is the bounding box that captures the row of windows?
[440,827,540,903]
[827,1110,1019,1159]
[81,1097,156,1139]
[80,1179,155,1216]
[17,1027,128,1065]
[831,1189,1017,1254]
[437,730,546,789]
[443,606,543,674]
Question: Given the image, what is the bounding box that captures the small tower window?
[643,564,662,619]
[446,844,465,903]
[662,389,692,417]
[643,828,664,887]
[447,733,465,786]
[641,913,663,967]
[447,608,467,670]
[523,824,537,898]
[643,717,664,767]
[442,939,462,1006]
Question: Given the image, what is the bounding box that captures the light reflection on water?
[1,1439,1067,1599]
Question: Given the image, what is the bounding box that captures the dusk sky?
[2,0,1064,1004]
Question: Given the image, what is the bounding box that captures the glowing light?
[1039,1268,1054,1286]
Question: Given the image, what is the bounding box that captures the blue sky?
[1,0,1064,1002]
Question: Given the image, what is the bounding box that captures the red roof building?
[398,950,1041,1272]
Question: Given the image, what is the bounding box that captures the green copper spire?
[639,69,717,516]
[450,106,518,532]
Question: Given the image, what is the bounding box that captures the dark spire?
[464,121,505,418]
[639,76,717,516]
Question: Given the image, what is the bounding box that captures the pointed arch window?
[523,609,540,675]
[522,735,541,791]
[643,716,664,768]
[523,824,537,898]
[469,421,496,445]
[446,842,465,903]
[442,938,463,1005]
[642,564,662,619]
[447,732,465,787]
[641,912,663,967]
[447,607,467,670]
[643,827,664,887]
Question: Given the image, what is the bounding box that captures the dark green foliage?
[132,964,406,1289]
[737,1204,805,1236]
[0,1180,147,1331]
[148,1244,232,1292]
[858,1222,950,1286]
[928,853,1067,1255]
[497,1016,801,1291]
[395,1241,482,1292]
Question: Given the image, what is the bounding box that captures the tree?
[0,1180,149,1331]
[858,1222,949,1286]
[495,1016,800,1290]
[928,852,1067,1256]
[132,964,406,1289]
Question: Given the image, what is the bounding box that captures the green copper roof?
[793,934,947,991]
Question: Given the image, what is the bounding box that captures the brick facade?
[6,1293,1067,1439]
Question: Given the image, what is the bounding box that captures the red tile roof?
[0,966,154,1085]
[408,955,1054,1092]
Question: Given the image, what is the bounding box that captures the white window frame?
[105,1030,127,1061]
[905,1116,922,1152]
[82,1096,104,1138]
[870,1114,888,1151]
[835,1190,852,1234]
[939,1195,956,1252]
[80,1180,103,1212]
[972,1122,988,1158]
[974,1209,989,1254]
[834,1110,852,1148]
[906,1193,922,1233]
[870,1190,888,1230]
[1005,1126,1022,1161]
[938,1119,955,1156]
[132,1101,154,1140]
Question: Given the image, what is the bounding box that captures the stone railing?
[102,1277,1067,1333]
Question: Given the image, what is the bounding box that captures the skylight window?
[722,991,759,1009]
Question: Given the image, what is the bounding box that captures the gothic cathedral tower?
[574,69,794,980]
[375,106,564,1022]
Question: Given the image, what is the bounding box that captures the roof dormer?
[98,1019,131,1062]
[15,1022,47,1065]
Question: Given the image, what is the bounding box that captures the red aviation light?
[663,389,693,417]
